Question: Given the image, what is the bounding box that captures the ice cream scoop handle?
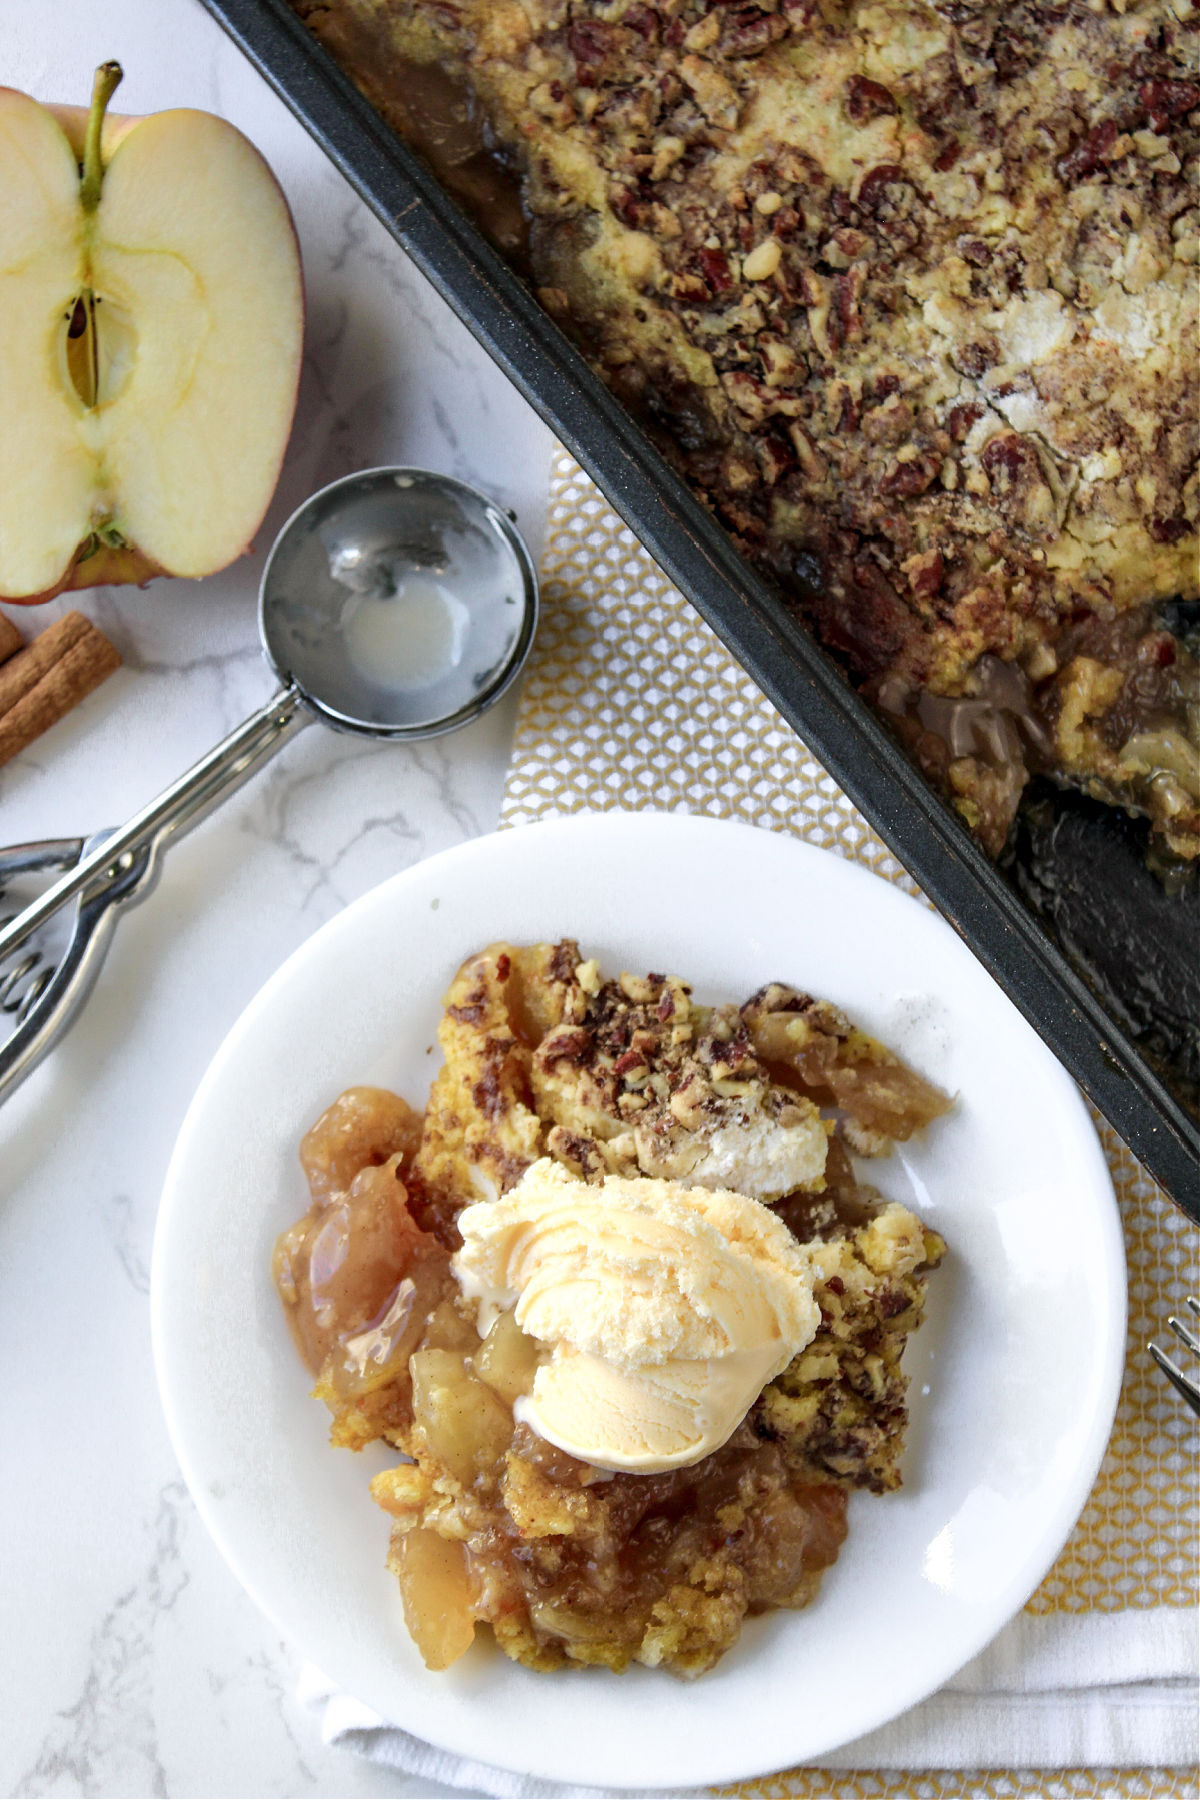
[0,684,307,962]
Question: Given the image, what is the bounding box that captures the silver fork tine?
[1148,1344,1200,1416]
[1149,1295,1200,1418]
[1167,1314,1200,1357]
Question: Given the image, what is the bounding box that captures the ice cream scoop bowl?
[0,466,539,1103]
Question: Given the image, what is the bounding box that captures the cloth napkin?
[299,1604,1198,1793]
[303,451,1199,1800]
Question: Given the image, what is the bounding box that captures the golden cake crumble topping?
[291,0,1199,861]
[273,941,950,1677]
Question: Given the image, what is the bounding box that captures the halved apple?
[0,64,304,603]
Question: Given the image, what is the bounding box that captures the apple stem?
[80,61,124,213]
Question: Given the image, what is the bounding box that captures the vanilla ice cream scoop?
[452,1158,819,1472]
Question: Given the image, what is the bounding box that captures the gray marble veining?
[0,3,551,1794]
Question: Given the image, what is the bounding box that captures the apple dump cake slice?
[289,0,1198,866]
[274,941,949,1676]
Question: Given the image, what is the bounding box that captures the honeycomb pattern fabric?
[720,1770,1197,1799]
[502,457,920,896]
[499,448,1199,1625]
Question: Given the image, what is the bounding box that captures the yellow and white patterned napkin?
[495,449,1200,1797]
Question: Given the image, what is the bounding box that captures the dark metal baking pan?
[200,0,1200,1215]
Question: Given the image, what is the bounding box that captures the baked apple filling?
[274,941,949,1676]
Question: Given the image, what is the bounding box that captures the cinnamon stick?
[0,610,22,667]
[0,610,121,769]
[0,612,94,714]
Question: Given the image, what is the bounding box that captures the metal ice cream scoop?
[0,466,538,1104]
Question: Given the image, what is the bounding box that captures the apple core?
[61,294,139,412]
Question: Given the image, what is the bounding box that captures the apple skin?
[6,543,164,608]
[0,88,305,604]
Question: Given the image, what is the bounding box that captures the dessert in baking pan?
[288,0,1198,872]
[274,940,950,1676]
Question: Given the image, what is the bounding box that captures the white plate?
[152,811,1125,1791]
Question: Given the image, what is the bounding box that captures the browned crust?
[293,0,1200,858]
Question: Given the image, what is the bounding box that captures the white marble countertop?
[2,4,551,1793]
